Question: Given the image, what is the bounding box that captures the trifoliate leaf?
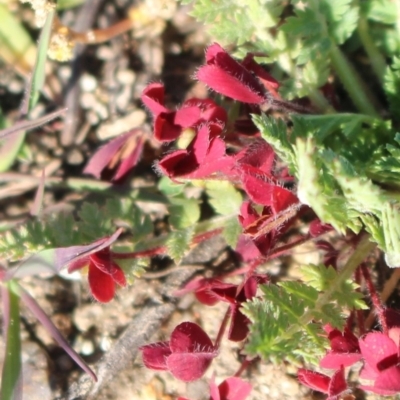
[166,226,195,263]
[168,198,200,229]
[205,180,242,216]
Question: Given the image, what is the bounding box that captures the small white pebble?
[116,69,136,85]
[8,79,24,93]
[97,109,146,140]
[80,74,97,92]
[94,101,109,120]
[58,65,71,80]
[99,335,112,352]
[80,92,97,109]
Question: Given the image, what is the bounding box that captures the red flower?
[209,376,252,400]
[157,122,234,180]
[83,128,145,182]
[358,309,400,395]
[176,275,268,342]
[68,247,126,303]
[298,367,350,400]
[359,332,400,395]
[140,322,218,381]
[142,83,227,142]
[320,325,362,369]
[196,43,278,104]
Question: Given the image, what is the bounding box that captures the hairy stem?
[329,44,380,117]
[357,15,386,84]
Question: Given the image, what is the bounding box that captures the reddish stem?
[214,307,231,349]
[267,234,312,260]
[111,228,223,260]
[234,357,258,377]
[361,263,387,333]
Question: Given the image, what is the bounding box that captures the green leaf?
[384,57,400,119]
[28,9,55,110]
[278,281,319,305]
[158,176,185,197]
[1,283,22,400]
[0,4,35,73]
[166,226,195,263]
[222,217,242,248]
[168,197,200,229]
[205,180,242,215]
[362,0,397,24]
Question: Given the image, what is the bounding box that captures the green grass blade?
[0,9,55,172]
[0,283,22,400]
[0,4,35,75]
[26,9,55,112]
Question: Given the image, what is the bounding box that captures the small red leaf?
[374,365,400,392]
[228,305,250,342]
[88,261,115,303]
[170,322,214,353]
[320,352,362,369]
[140,341,171,370]
[167,352,216,381]
[359,332,397,371]
[298,369,330,393]
[141,82,167,115]
[197,43,266,104]
[154,112,183,142]
[218,377,252,400]
[328,367,348,398]
[197,65,265,104]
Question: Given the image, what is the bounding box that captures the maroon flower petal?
[67,256,90,273]
[241,170,298,211]
[169,322,214,353]
[242,276,260,299]
[384,308,400,330]
[228,305,250,342]
[154,111,184,142]
[327,367,348,398]
[236,140,275,174]
[197,65,266,104]
[235,234,263,261]
[167,352,216,382]
[298,369,330,394]
[140,341,171,370]
[320,352,362,369]
[157,149,189,178]
[241,54,280,99]
[238,201,260,227]
[328,327,360,353]
[195,279,237,306]
[218,377,252,400]
[83,131,134,179]
[197,44,266,104]
[309,219,334,237]
[88,261,116,303]
[359,332,398,371]
[90,250,127,287]
[112,134,145,181]
[141,82,168,115]
[374,365,400,393]
[174,105,203,128]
